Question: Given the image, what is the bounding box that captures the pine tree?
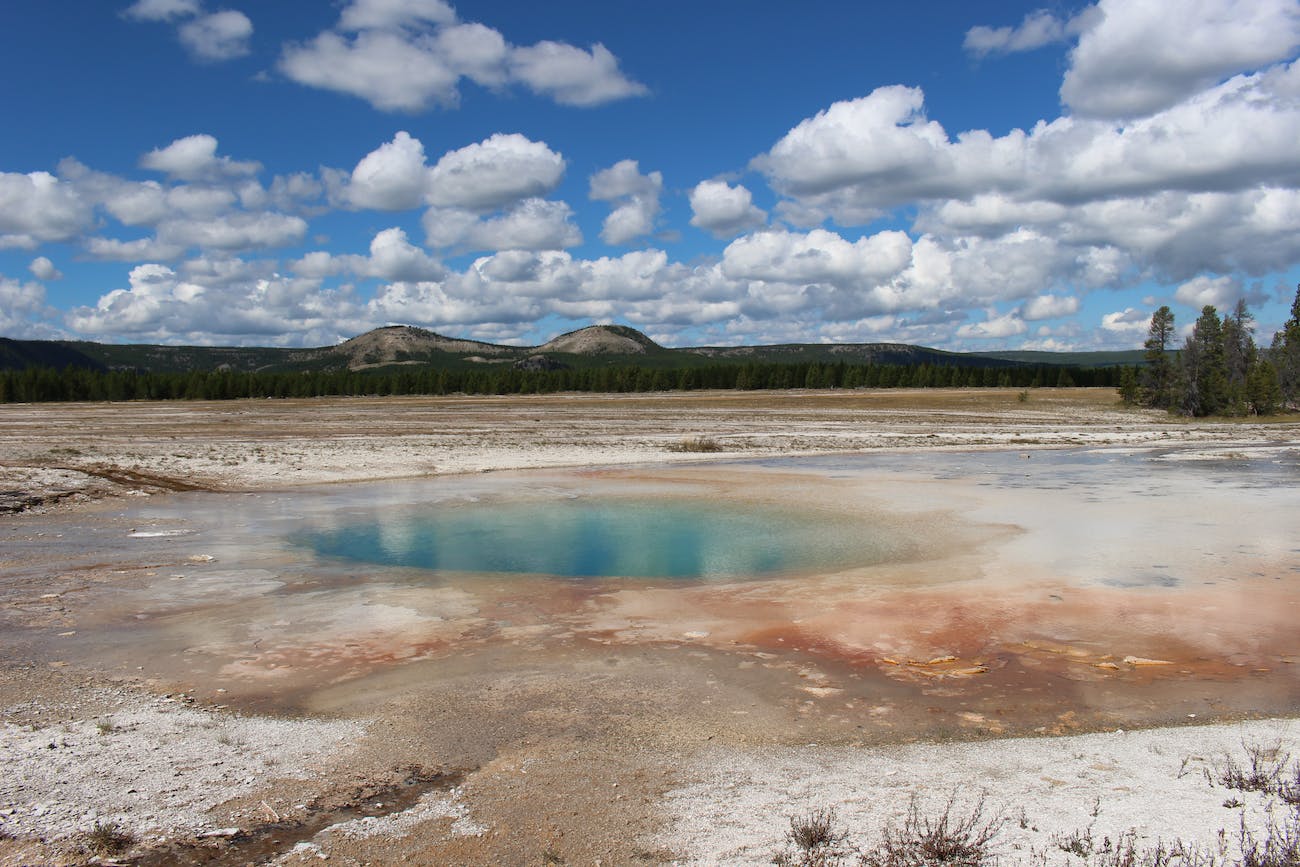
[1142,306,1177,408]
[1180,305,1229,416]
[1270,284,1300,409]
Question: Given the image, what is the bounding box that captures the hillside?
[0,324,1137,375]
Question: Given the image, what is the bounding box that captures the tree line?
[1120,285,1300,416]
[0,357,1122,404]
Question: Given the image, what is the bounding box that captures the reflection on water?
[295,499,898,579]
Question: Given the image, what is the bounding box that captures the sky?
[2,0,1300,352]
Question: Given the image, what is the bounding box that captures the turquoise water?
[297,498,891,580]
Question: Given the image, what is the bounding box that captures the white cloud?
[68,262,362,344]
[1021,293,1080,320]
[758,63,1300,222]
[84,236,187,261]
[279,30,464,112]
[178,10,252,61]
[426,133,565,211]
[125,1,252,64]
[156,211,308,251]
[722,228,913,287]
[0,171,91,248]
[1175,274,1241,309]
[964,9,1082,57]
[423,198,581,252]
[1062,0,1300,118]
[0,276,57,338]
[338,0,455,31]
[508,42,647,107]
[28,257,63,281]
[290,227,444,282]
[589,160,662,245]
[347,131,429,210]
[688,180,767,238]
[140,134,261,181]
[122,0,201,22]
[957,311,1027,339]
[278,2,644,112]
[1101,307,1153,334]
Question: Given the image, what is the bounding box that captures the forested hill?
[0,324,1143,375]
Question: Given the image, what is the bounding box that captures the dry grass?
[667,436,726,453]
[859,795,1003,867]
[84,820,134,856]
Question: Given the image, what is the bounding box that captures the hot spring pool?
[293,497,900,579]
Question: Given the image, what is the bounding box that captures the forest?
[0,357,1116,404]
[1121,287,1300,416]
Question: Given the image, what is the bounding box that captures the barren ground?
[1,388,1298,866]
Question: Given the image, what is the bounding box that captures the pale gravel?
[660,718,1300,865]
[0,688,365,842]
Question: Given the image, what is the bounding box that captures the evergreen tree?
[1221,298,1256,413]
[1180,305,1229,416]
[1117,366,1139,405]
[1270,283,1300,409]
[1141,305,1176,407]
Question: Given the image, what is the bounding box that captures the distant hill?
[537,324,661,355]
[0,324,1140,375]
[981,349,1147,368]
[0,338,107,372]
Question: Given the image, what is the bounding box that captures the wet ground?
[4,444,1298,740]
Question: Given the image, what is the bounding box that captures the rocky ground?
[1,388,1297,865]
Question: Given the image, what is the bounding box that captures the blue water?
[297,498,893,580]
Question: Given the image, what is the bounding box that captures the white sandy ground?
[661,720,1300,865]
[0,686,365,842]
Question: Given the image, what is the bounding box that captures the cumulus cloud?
[589,160,662,245]
[1061,0,1300,118]
[688,180,767,238]
[426,133,565,211]
[423,199,581,252]
[292,227,444,282]
[156,211,308,251]
[84,236,187,262]
[28,257,63,281]
[722,228,913,287]
[1021,293,1080,320]
[68,262,362,344]
[0,171,91,248]
[122,0,201,22]
[339,0,455,31]
[509,42,647,107]
[178,10,253,61]
[957,310,1027,339]
[964,9,1089,57]
[754,60,1300,282]
[140,134,260,181]
[125,0,252,63]
[346,131,429,210]
[1101,307,1153,334]
[1175,274,1241,309]
[278,0,644,112]
[0,276,59,338]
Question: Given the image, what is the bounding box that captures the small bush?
[668,436,726,453]
[1239,809,1300,867]
[858,795,1003,867]
[85,820,134,856]
[1218,741,1291,793]
[1278,762,1300,807]
[774,808,852,867]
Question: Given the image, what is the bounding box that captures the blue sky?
[3,0,1300,351]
